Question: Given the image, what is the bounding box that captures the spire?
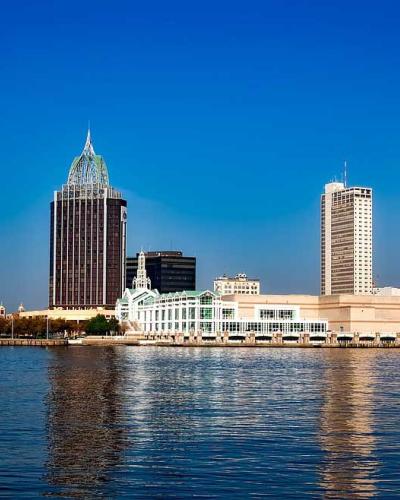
[344,160,348,188]
[67,129,109,186]
[83,127,95,156]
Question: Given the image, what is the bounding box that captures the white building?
[373,287,400,296]
[321,181,372,295]
[116,289,327,341]
[116,250,158,326]
[214,273,260,295]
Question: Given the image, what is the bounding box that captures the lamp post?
[46,316,49,340]
[11,316,14,339]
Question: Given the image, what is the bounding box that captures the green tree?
[85,315,110,335]
[108,318,120,335]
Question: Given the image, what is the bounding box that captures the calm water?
[0,347,400,498]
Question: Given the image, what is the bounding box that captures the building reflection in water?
[44,346,126,497]
[319,350,379,498]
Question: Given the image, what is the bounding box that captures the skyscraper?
[321,181,372,295]
[49,131,127,309]
[126,251,196,293]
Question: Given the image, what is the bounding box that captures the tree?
[108,318,120,335]
[0,317,9,335]
[85,315,110,335]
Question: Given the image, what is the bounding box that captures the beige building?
[321,182,372,295]
[214,273,260,295]
[229,293,400,335]
[20,308,115,322]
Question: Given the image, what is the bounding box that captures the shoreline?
[2,337,400,348]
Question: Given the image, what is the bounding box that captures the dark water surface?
[0,347,400,498]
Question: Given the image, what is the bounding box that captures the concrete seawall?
[0,339,67,347]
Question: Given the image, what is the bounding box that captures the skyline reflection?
[44,346,126,497]
[319,350,379,498]
[30,346,400,497]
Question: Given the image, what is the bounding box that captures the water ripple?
[1,347,400,497]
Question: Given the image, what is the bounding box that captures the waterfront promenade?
[2,333,400,348]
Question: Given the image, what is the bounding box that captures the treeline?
[0,315,120,338]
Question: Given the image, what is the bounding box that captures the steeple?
[133,251,151,290]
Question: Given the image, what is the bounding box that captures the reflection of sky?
[120,347,328,496]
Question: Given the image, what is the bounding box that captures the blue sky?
[1,0,400,311]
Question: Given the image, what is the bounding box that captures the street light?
[11,316,14,339]
[46,316,50,340]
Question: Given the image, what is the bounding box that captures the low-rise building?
[117,291,400,337]
[213,273,260,295]
[19,308,115,322]
[116,289,327,340]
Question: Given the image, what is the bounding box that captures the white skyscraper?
[321,181,372,295]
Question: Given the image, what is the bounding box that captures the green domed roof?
[67,130,109,186]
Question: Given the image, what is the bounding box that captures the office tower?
[213,273,260,295]
[126,251,196,293]
[321,181,372,295]
[49,131,127,309]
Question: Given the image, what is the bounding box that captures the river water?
[0,346,399,498]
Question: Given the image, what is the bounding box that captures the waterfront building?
[49,131,127,309]
[321,181,372,295]
[214,273,260,295]
[126,251,196,293]
[117,291,400,338]
[0,303,5,319]
[116,289,327,340]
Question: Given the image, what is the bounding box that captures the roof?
[158,290,220,299]
[67,130,109,186]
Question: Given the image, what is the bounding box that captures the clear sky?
[1,0,400,311]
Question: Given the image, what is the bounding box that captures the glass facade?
[135,291,327,338]
[126,251,196,293]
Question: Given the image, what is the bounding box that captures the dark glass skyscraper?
[126,251,196,293]
[49,131,127,309]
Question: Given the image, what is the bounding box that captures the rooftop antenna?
[344,160,348,188]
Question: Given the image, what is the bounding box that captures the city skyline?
[2,1,400,310]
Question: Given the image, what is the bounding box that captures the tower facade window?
[320,182,372,296]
